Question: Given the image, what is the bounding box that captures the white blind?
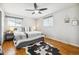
[6,15,23,31]
[43,16,53,27]
[6,16,23,27]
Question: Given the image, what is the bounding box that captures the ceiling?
[1,3,77,19]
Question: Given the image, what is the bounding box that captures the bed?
[14,31,44,48]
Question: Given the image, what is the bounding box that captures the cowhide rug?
[27,41,61,55]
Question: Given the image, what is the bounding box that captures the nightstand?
[4,32,14,40]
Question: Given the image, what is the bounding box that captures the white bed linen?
[14,31,44,47]
[26,31,43,38]
[15,35,44,47]
[14,31,26,41]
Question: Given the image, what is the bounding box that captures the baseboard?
[46,36,79,47]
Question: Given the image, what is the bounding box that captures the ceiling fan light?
[34,10,39,14]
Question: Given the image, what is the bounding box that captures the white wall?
[22,17,35,31]
[37,5,79,46]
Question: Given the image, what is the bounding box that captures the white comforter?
[26,31,43,38]
[15,35,44,46]
[14,31,44,47]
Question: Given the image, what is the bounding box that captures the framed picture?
[64,17,70,23]
[72,20,79,26]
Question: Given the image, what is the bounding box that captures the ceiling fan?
[25,3,47,14]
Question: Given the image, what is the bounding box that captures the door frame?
[0,8,5,44]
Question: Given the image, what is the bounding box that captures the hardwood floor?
[44,37,79,55]
[2,37,79,55]
[2,40,27,55]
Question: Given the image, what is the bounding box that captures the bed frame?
[15,37,44,48]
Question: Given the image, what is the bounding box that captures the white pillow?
[14,31,26,41]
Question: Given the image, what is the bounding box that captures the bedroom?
[0,3,79,55]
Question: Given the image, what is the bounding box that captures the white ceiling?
[1,3,77,19]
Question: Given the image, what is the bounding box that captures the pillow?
[14,35,26,41]
[14,32,26,41]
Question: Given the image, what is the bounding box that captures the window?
[7,17,22,27]
[6,16,23,31]
[43,16,53,27]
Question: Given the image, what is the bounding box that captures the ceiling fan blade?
[25,9,34,11]
[32,12,35,14]
[34,3,38,9]
[39,11,42,14]
[39,8,47,11]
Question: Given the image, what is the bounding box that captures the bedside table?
[4,32,14,40]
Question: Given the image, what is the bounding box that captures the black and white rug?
[27,41,61,55]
